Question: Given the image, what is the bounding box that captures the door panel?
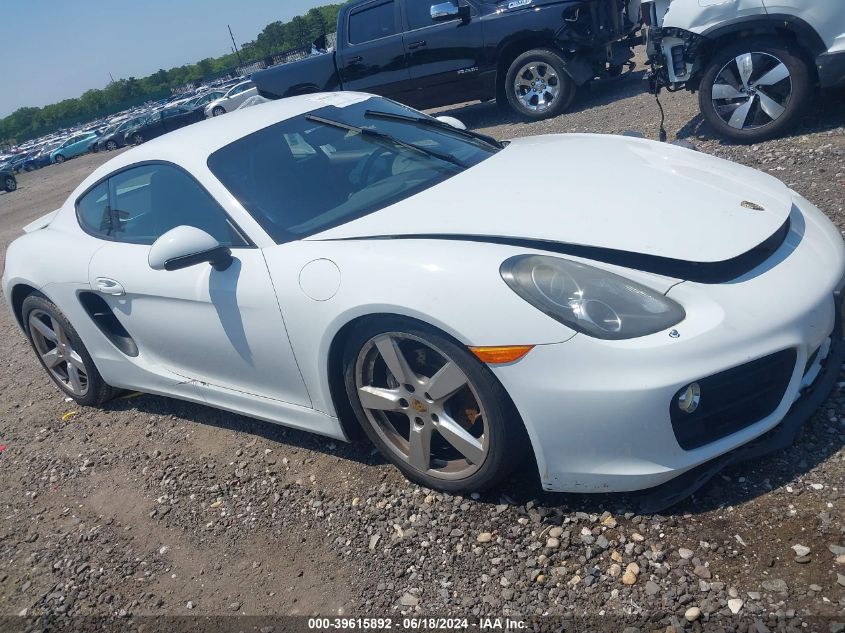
[400,0,485,108]
[761,1,845,52]
[87,243,311,406]
[338,0,412,98]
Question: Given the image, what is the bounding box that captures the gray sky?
[1,0,330,117]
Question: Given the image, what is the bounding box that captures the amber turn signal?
[468,345,534,364]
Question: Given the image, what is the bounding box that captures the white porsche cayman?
[4,92,844,502]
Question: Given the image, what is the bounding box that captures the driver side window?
[76,164,248,247]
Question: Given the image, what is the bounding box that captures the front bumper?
[645,25,706,92]
[492,194,845,502]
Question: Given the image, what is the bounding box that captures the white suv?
[644,0,845,142]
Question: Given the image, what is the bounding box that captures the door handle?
[347,55,363,63]
[407,40,427,50]
[94,277,125,296]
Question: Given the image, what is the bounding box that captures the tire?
[105,140,118,151]
[4,175,16,192]
[342,317,529,493]
[504,48,576,121]
[21,293,117,407]
[131,133,144,145]
[211,106,225,117]
[54,154,65,164]
[698,37,812,143]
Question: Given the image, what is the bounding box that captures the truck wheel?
[505,49,576,121]
[698,37,811,143]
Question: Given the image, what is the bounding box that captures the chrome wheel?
[513,62,560,113]
[711,52,792,130]
[28,309,89,397]
[355,333,489,480]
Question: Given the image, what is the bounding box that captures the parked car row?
[1,81,245,173]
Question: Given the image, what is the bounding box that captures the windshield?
[207,97,499,243]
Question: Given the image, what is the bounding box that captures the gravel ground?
[1,50,844,631]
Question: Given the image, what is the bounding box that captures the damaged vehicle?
[252,0,642,120]
[644,0,845,142]
[4,93,845,508]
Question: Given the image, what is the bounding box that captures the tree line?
[0,4,343,145]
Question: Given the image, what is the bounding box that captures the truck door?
[337,0,413,100]
[400,0,486,109]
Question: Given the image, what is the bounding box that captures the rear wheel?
[504,48,576,121]
[22,294,117,406]
[699,37,811,143]
[343,318,528,492]
[105,140,118,151]
[4,175,16,192]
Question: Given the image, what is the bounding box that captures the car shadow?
[674,86,845,145]
[102,382,843,518]
[101,391,386,467]
[429,69,649,131]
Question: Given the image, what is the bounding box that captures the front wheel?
[105,140,118,151]
[698,37,811,143]
[343,318,528,493]
[212,106,225,117]
[22,294,117,406]
[4,175,16,192]
[131,133,144,145]
[54,154,65,164]
[504,48,576,121]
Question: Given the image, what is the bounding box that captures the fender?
[702,14,827,57]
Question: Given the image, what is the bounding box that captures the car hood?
[310,134,794,271]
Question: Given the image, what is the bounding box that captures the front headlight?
[500,255,685,340]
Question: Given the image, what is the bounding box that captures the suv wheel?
[699,37,811,143]
[504,49,576,121]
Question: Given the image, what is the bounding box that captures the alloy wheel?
[106,140,117,150]
[513,62,561,113]
[355,333,489,480]
[5,176,15,191]
[28,309,89,397]
[711,52,792,130]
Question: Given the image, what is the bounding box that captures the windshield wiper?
[364,109,505,149]
[305,114,467,168]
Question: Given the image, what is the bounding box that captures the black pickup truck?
[252,0,641,120]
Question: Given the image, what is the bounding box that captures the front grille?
[670,349,797,450]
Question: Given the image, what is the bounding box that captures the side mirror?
[431,1,470,22]
[148,225,232,272]
[435,115,467,130]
